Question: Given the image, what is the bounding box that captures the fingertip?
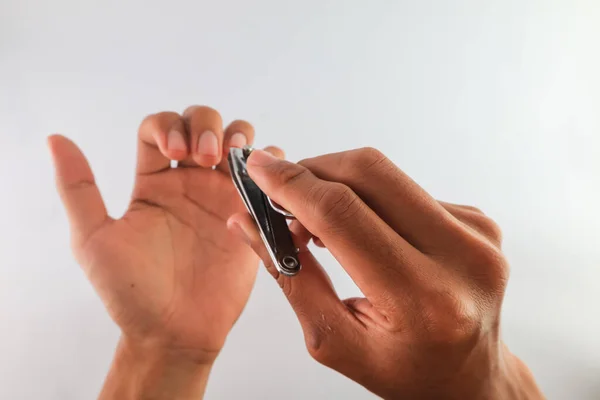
[47,134,69,151]
[246,148,279,167]
[165,149,188,161]
[228,213,263,251]
[47,133,62,145]
[47,135,60,157]
[48,136,62,167]
[137,112,185,174]
[163,145,188,161]
[226,218,248,245]
[224,120,254,151]
[47,135,83,165]
[226,214,243,231]
[216,126,250,172]
[193,154,221,168]
[228,212,259,238]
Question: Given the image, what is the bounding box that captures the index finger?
[246,149,427,304]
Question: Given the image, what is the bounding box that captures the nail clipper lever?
[228,146,301,276]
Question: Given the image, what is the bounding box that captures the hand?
[229,148,544,399]
[49,106,282,399]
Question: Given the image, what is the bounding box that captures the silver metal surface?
[228,146,301,276]
[267,197,295,219]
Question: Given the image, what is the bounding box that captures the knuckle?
[258,246,300,299]
[196,105,219,116]
[465,240,510,290]
[263,257,281,281]
[183,104,213,115]
[297,154,330,173]
[275,271,296,300]
[476,214,503,243]
[309,183,361,226]
[419,292,483,346]
[183,105,222,124]
[356,146,385,162]
[473,243,506,273]
[297,156,316,169]
[271,163,310,188]
[139,112,179,136]
[228,119,254,132]
[463,205,484,214]
[64,179,96,192]
[182,104,200,115]
[346,147,389,173]
[454,206,503,244]
[423,317,482,347]
[304,318,336,365]
[139,113,162,134]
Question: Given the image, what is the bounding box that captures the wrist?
[99,336,215,400]
[436,340,544,400]
[497,344,545,400]
[464,341,544,400]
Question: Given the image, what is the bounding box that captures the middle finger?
[181,105,224,167]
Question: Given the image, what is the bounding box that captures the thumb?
[48,135,109,247]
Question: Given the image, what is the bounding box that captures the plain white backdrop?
[1,0,599,398]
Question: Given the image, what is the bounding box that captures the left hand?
[49,106,282,398]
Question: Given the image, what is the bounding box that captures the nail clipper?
[228,146,301,276]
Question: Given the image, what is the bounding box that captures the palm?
[50,108,272,357]
[83,168,257,352]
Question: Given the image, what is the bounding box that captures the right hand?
[228,148,543,399]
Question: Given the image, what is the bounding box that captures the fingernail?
[227,219,251,246]
[167,129,186,151]
[229,132,247,148]
[247,149,277,167]
[197,131,219,157]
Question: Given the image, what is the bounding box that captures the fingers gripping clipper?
[228,146,301,276]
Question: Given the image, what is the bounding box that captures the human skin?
[50,105,543,399]
[228,148,545,400]
[49,106,283,399]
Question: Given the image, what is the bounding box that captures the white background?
[1,0,599,399]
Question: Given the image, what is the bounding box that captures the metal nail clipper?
[228,146,301,276]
